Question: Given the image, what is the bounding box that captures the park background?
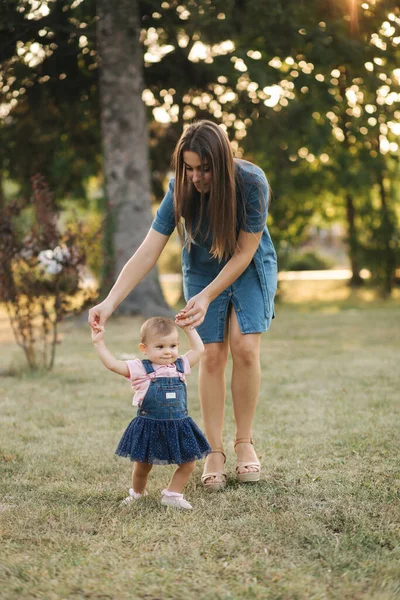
[0,1,399,599]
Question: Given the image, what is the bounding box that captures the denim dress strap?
[142,359,155,374]
[174,358,185,373]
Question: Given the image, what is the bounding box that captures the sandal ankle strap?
[210,448,226,461]
[234,437,253,449]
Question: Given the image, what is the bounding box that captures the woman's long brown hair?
[172,120,237,261]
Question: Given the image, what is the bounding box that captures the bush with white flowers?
[0,175,99,370]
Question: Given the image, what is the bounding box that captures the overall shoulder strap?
[142,359,155,374]
[174,357,185,373]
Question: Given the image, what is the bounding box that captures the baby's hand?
[175,312,190,329]
[175,310,195,331]
[175,311,186,323]
[91,326,104,343]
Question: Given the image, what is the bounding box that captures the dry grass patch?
[1,301,400,599]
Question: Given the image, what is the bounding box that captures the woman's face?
[183,151,212,193]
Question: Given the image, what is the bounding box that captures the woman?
[88,120,277,491]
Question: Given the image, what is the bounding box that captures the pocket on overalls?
[156,384,183,408]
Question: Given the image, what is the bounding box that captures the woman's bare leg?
[229,310,262,473]
[199,340,229,481]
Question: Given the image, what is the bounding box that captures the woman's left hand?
[175,292,210,329]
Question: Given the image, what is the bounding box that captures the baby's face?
[141,331,180,365]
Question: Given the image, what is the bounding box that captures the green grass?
[1,294,400,599]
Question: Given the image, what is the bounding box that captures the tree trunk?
[0,169,4,210]
[345,192,363,287]
[338,71,363,288]
[97,0,172,316]
[377,169,396,297]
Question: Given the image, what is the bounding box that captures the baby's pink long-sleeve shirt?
[125,355,191,406]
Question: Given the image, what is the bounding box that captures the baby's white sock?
[161,489,193,510]
[121,488,147,505]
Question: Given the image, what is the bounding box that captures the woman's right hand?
[88,299,114,331]
[175,291,210,330]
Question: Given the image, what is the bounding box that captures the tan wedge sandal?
[234,438,261,483]
[201,449,227,491]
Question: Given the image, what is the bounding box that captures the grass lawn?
[1,285,399,599]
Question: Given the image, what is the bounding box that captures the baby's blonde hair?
[140,317,178,345]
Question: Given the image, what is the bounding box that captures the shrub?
[286,251,334,271]
[0,174,99,370]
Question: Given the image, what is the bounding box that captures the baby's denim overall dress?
[115,359,211,465]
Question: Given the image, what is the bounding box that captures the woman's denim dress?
[152,159,278,344]
[115,358,211,465]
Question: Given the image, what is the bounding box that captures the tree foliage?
[1,0,399,297]
[0,0,99,198]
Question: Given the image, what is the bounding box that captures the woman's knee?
[200,344,228,373]
[230,338,260,367]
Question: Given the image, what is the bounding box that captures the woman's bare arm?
[107,228,170,310]
[88,228,169,329]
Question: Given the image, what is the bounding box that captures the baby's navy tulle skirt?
[115,416,211,465]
